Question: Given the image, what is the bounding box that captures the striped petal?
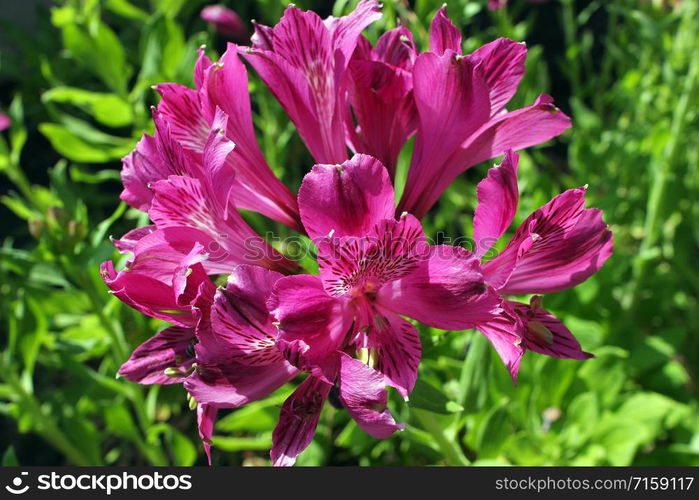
[271,375,331,466]
[211,266,285,366]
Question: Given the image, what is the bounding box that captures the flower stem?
[626,7,699,313]
[413,408,469,466]
[3,368,94,465]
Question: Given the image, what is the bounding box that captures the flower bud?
[0,109,10,132]
[201,5,249,41]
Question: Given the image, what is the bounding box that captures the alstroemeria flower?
[123,44,300,230]
[201,5,248,41]
[102,235,215,329]
[267,154,500,465]
[345,27,418,178]
[184,265,299,462]
[397,6,572,218]
[472,151,613,381]
[123,106,296,274]
[103,237,218,461]
[242,1,382,164]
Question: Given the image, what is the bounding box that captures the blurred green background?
[0,0,697,466]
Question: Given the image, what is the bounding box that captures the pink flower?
[472,151,613,381]
[266,154,500,465]
[241,1,382,164]
[123,45,301,231]
[201,5,248,41]
[109,258,298,464]
[397,6,572,218]
[345,27,418,179]
[122,105,297,274]
[0,109,10,131]
[183,265,299,420]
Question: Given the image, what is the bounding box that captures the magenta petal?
[317,215,427,297]
[125,228,206,283]
[400,94,570,219]
[346,28,417,178]
[242,2,380,164]
[459,94,572,171]
[373,26,416,69]
[271,375,331,467]
[398,51,490,218]
[149,175,296,273]
[194,46,213,90]
[298,154,395,241]
[473,150,519,258]
[325,0,382,64]
[119,133,173,211]
[185,361,297,408]
[379,245,501,331]
[100,261,195,327]
[201,107,236,219]
[268,275,352,372]
[197,404,217,466]
[200,47,301,229]
[367,309,421,398]
[412,52,490,164]
[476,303,525,383]
[251,21,274,50]
[512,301,593,360]
[347,59,416,177]
[211,265,285,366]
[128,226,232,277]
[242,7,346,163]
[111,225,156,254]
[172,245,215,308]
[155,83,210,152]
[471,38,527,115]
[429,6,462,55]
[338,353,405,438]
[188,299,297,408]
[485,187,613,294]
[118,326,195,385]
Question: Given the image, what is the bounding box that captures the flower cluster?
[103,2,612,466]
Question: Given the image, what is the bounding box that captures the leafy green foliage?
[0,0,697,466]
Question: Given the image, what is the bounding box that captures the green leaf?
[63,417,103,465]
[59,21,131,94]
[473,399,510,459]
[1,195,38,220]
[409,378,456,415]
[2,447,19,466]
[43,87,134,127]
[105,0,150,22]
[104,405,139,441]
[38,123,131,163]
[164,428,197,466]
[211,434,272,452]
[459,333,490,412]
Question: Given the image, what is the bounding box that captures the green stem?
[626,18,699,312]
[560,0,582,99]
[3,370,94,465]
[413,408,469,466]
